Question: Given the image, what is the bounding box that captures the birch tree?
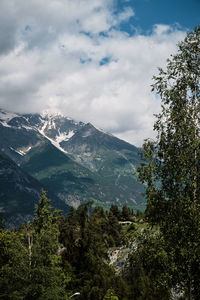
[138,26,200,298]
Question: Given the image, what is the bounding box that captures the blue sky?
[116,0,200,33]
[0,0,199,146]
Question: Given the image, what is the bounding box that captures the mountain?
[0,109,47,165]
[0,150,68,228]
[21,140,102,209]
[0,108,145,217]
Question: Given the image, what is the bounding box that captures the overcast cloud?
[0,0,186,146]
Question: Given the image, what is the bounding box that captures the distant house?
[119,221,132,226]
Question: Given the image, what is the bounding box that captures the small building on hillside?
[119,221,133,226]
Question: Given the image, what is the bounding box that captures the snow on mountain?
[38,126,69,154]
[41,108,66,119]
[0,109,18,128]
[0,107,146,213]
[0,121,12,128]
[36,112,78,152]
[55,130,75,144]
[0,109,18,121]
[0,108,106,154]
[0,108,79,155]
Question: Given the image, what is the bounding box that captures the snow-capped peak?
[41,108,72,120]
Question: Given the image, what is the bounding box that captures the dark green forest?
[0,190,137,299]
[0,25,200,300]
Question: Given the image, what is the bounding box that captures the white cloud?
[0,0,186,146]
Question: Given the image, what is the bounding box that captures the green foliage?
[58,203,129,300]
[1,195,137,299]
[138,26,200,298]
[0,190,68,299]
[109,205,121,220]
[121,205,131,220]
[0,229,29,299]
[103,288,119,300]
[126,231,173,299]
[34,189,61,231]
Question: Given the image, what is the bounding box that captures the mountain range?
[0,108,145,226]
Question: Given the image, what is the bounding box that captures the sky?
[0,0,199,146]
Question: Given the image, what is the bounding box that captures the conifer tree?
[26,190,67,299]
[121,205,131,221]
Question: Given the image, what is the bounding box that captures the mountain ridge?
[0,107,145,224]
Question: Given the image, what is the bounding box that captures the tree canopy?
[138,25,200,298]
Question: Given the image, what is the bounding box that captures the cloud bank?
[0,0,186,146]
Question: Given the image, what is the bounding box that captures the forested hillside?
[0,191,140,299]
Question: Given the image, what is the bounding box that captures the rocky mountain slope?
[0,108,145,220]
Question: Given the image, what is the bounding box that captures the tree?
[0,228,29,299]
[103,288,119,300]
[138,26,200,298]
[126,231,173,300]
[107,211,122,246]
[58,204,129,300]
[109,205,121,220]
[0,190,68,299]
[121,205,131,221]
[27,190,67,299]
